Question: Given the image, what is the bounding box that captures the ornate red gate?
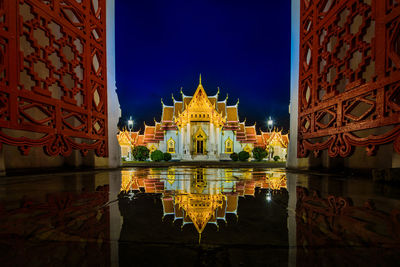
[0,0,108,157]
[298,0,400,158]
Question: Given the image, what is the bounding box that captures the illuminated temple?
[117,76,289,160]
[120,168,287,240]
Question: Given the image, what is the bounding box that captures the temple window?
[225,137,233,153]
[167,137,176,153]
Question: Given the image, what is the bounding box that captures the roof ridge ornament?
[172,93,175,102]
[180,87,186,98]
[161,98,164,106]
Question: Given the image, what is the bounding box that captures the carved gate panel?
[0,0,108,157]
[298,0,400,157]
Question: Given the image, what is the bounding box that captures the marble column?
[182,123,191,160]
[186,123,191,152]
[210,122,214,153]
[179,128,184,156]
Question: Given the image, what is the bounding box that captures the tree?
[163,152,172,161]
[230,152,239,161]
[132,146,149,161]
[150,150,164,162]
[273,155,280,162]
[238,151,250,162]
[252,147,267,161]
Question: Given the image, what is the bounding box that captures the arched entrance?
[193,127,207,155]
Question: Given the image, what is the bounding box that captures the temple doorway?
[193,128,207,155]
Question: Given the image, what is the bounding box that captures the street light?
[267,116,274,133]
[267,116,274,161]
[127,116,134,161]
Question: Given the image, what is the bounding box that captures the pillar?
[105,0,121,168]
[210,122,215,154]
[179,128,183,155]
[186,123,191,153]
[216,127,221,155]
[287,0,300,169]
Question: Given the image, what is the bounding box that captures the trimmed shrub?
[253,147,267,161]
[230,152,239,161]
[151,150,164,162]
[238,151,250,162]
[163,152,172,161]
[132,146,150,161]
[273,155,280,162]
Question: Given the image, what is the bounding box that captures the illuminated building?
[117,76,289,160]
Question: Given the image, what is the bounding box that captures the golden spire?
[199,73,202,85]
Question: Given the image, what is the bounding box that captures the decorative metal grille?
[0,0,108,157]
[298,0,400,158]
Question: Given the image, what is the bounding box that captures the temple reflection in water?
[1,168,400,266]
[120,168,287,241]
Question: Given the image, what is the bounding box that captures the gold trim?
[193,127,207,155]
[167,137,176,154]
[225,137,233,154]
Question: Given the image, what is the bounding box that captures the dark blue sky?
[116,0,290,132]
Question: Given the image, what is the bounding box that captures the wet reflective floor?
[1,167,400,267]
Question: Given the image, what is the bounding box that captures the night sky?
[115,0,291,132]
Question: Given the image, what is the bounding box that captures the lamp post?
[267,116,274,133]
[267,116,274,161]
[127,116,133,161]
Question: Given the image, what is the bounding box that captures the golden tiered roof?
[257,129,289,148]
[117,75,288,148]
[175,75,226,129]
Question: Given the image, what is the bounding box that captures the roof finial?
[236,98,239,106]
[161,98,164,106]
[199,73,202,85]
[172,93,175,102]
[225,93,229,101]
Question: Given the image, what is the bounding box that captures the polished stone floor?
[0,167,400,266]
